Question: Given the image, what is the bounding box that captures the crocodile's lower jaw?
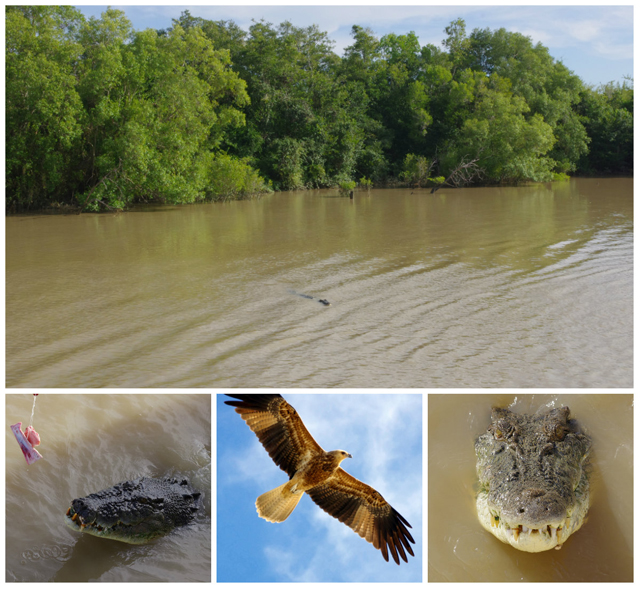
[476,490,590,553]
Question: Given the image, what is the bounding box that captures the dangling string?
[29,394,38,428]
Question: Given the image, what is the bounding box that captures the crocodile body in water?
[65,477,201,544]
[475,406,591,552]
[289,290,331,306]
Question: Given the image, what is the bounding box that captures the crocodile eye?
[555,424,569,441]
[494,428,504,440]
[541,442,554,455]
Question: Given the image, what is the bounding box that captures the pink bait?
[25,426,40,447]
[10,422,42,465]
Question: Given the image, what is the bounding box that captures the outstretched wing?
[224,394,324,478]
[306,468,415,565]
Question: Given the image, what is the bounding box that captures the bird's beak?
[347,453,352,458]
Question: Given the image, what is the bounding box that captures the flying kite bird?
[224,394,416,565]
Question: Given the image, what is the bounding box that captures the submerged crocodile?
[475,406,591,552]
[289,290,331,306]
[64,477,201,544]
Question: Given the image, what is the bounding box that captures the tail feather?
[256,481,303,523]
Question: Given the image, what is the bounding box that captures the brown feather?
[224,394,323,478]
[305,468,415,564]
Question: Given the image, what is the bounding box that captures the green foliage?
[6,6,85,209]
[338,180,356,196]
[462,26,589,172]
[576,82,633,174]
[210,18,376,189]
[442,90,556,182]
[6,7,261,211]
[401,154,433,187]
[6,11,631,212]
[205,154,270,200]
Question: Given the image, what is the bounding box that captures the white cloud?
[592,41,635,61]
[495,8,632,62]
[565,20,604,43]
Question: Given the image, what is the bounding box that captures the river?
[5,393,211,582]
[6,178,632,387]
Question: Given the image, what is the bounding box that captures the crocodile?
[475,406,591,553]
[64,477,201,544]
[289,290,331,306]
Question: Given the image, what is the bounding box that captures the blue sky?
[216,393,422,582]
[75,4,633,87]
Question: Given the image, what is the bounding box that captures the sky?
[74,3,634,87]
[216,393,423,583]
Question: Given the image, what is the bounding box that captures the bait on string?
[10,394,42,465]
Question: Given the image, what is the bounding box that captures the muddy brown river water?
[5,394,211,582]
[6,178,632,387]
[428,394,633,582]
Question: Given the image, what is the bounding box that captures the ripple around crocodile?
[475,406,591,553]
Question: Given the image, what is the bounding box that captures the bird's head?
[329,450,352,465]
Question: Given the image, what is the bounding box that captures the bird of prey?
[224,394,416,564]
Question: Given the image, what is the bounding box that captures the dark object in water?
[289,290,331,306]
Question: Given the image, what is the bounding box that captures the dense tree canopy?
[7,6,260,211]
[6,8,633,211]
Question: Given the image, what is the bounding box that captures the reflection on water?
[428,394,633,582]
[6,178,632,387]
[5,394,211,582]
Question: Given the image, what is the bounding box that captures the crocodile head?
[475,406,591,552]
[64,477,201,544]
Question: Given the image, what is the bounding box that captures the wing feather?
[306,468,415,564]
[224,394,323,477]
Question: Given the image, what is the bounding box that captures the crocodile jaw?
[64,507,154,544]
[476,487,590,553]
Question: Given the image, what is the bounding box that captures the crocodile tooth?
[513,527,520,541]
[66,508,71,516]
